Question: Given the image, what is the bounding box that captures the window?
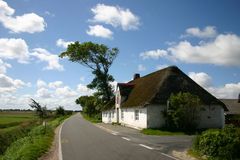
[134,110,139,120]
[121,109,124,120]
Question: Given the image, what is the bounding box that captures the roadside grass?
[188,149,205,160]
[81,113,101,123]
[0,115,70,160]
[141,128,186,136]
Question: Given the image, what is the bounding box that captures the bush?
[193,125,240,159]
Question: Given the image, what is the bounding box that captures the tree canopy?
[60,41,118,103]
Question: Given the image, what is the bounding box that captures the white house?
[102,66,227,129]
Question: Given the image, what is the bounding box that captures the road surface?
[61,114,177,160]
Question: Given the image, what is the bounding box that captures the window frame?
[134,109,139,120]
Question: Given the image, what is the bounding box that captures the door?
[117,108,119,123]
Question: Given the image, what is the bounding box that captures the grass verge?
[0,115,70,160]
[141,128,186,136]
[81,113,101,123]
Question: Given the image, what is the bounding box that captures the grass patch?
[0,115,71,160]
[141,128,186,136]
[188,149,205,160]
[81,113,101,123]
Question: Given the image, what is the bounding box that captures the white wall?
[147,104,166,128]
[119,107,147,129]
[102,109,117,124]
[198,105,225,128]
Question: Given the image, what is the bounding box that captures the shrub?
[193,125,240,159]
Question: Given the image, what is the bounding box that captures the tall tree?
[60,41,118,103]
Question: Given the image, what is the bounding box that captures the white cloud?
[86,25,113,39]
[140,49,168,60]
[0,38,29,63]
[90,4,140,30]
[0,59,11,74]
[31,48,64,71]
[77,83,93,96]
[187,71,240,99]
[168,34,240,66]
[48,81,63,89]
[182,26,217,38]
[36,87,52,98]
[137,64,146,71]
[0,73,28,93]
[0,0,46,33]
[208,82,240,99]
[36,79,47,88]
[188,72,212,88]
[56,39,74,49]
[55,86,77,98]
[156,64,169,70]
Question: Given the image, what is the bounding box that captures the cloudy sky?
[0,0,239,110]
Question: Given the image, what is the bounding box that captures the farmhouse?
[102,66,227,129]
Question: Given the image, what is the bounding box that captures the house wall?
[198,105,225,128]
[147,104,166,128]
[102,109,117,124]
[119,107,147,129]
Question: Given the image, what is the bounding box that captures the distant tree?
[56,106,65,116]
[59,41,118,104]
[75,95,101,117]
[29,98,47,118]
[163,92,202,131]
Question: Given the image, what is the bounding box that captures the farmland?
[0,111,36,130]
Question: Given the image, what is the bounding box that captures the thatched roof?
[119,66,227,110]
[220,99,240,114]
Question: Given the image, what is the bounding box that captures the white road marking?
[96,125,119,135]
[58,123,63,160]
[139,144,154,150]
[111,132,118,135]
[121,137,130,141]
[161,153,179,160]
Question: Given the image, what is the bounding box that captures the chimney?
[133,73,140,80]
[238,93,240,103]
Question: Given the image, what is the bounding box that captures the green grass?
[188,149,205,160]
[141,128,186,136]
[0,115,71,160]
[0,111,36,129]
[81,113,101,123]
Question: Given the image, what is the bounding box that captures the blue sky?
[0,0,239,110]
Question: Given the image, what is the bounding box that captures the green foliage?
[163,92,201,131]
[0,115,70,160]
[76,95,102,117]
[29,99,48,119]
[193,125,240,160]
[55,106,65,116]
[0,121,37,155]
[59,41,118,103]
[81,113,101,123]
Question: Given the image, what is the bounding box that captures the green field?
[0,111,36,130]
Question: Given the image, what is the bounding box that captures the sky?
[0,0,239,110]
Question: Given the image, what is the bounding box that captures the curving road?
[60,113,177,160]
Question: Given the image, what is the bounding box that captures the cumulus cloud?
[31,48,64,71]
[140,49,168,60]
[168,34,240,66]
[0,0,46,33]
[55,86,77,98]
[156,64,169,70]
[182,26,217,38]
[36,79,47,88]
[90,4,140,30]
[86,25,113,39]
[0,59,11,74]
[0,38,29,63]
[137,64,146,71]
[56,39,74,49]
[77,83,93,96]
[48,81,63,89]
[188,72,212,87]
[187,71,239,99]
[0,73,28,93]
[36,87,52,98]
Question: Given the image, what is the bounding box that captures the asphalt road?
[61,114,176,160]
